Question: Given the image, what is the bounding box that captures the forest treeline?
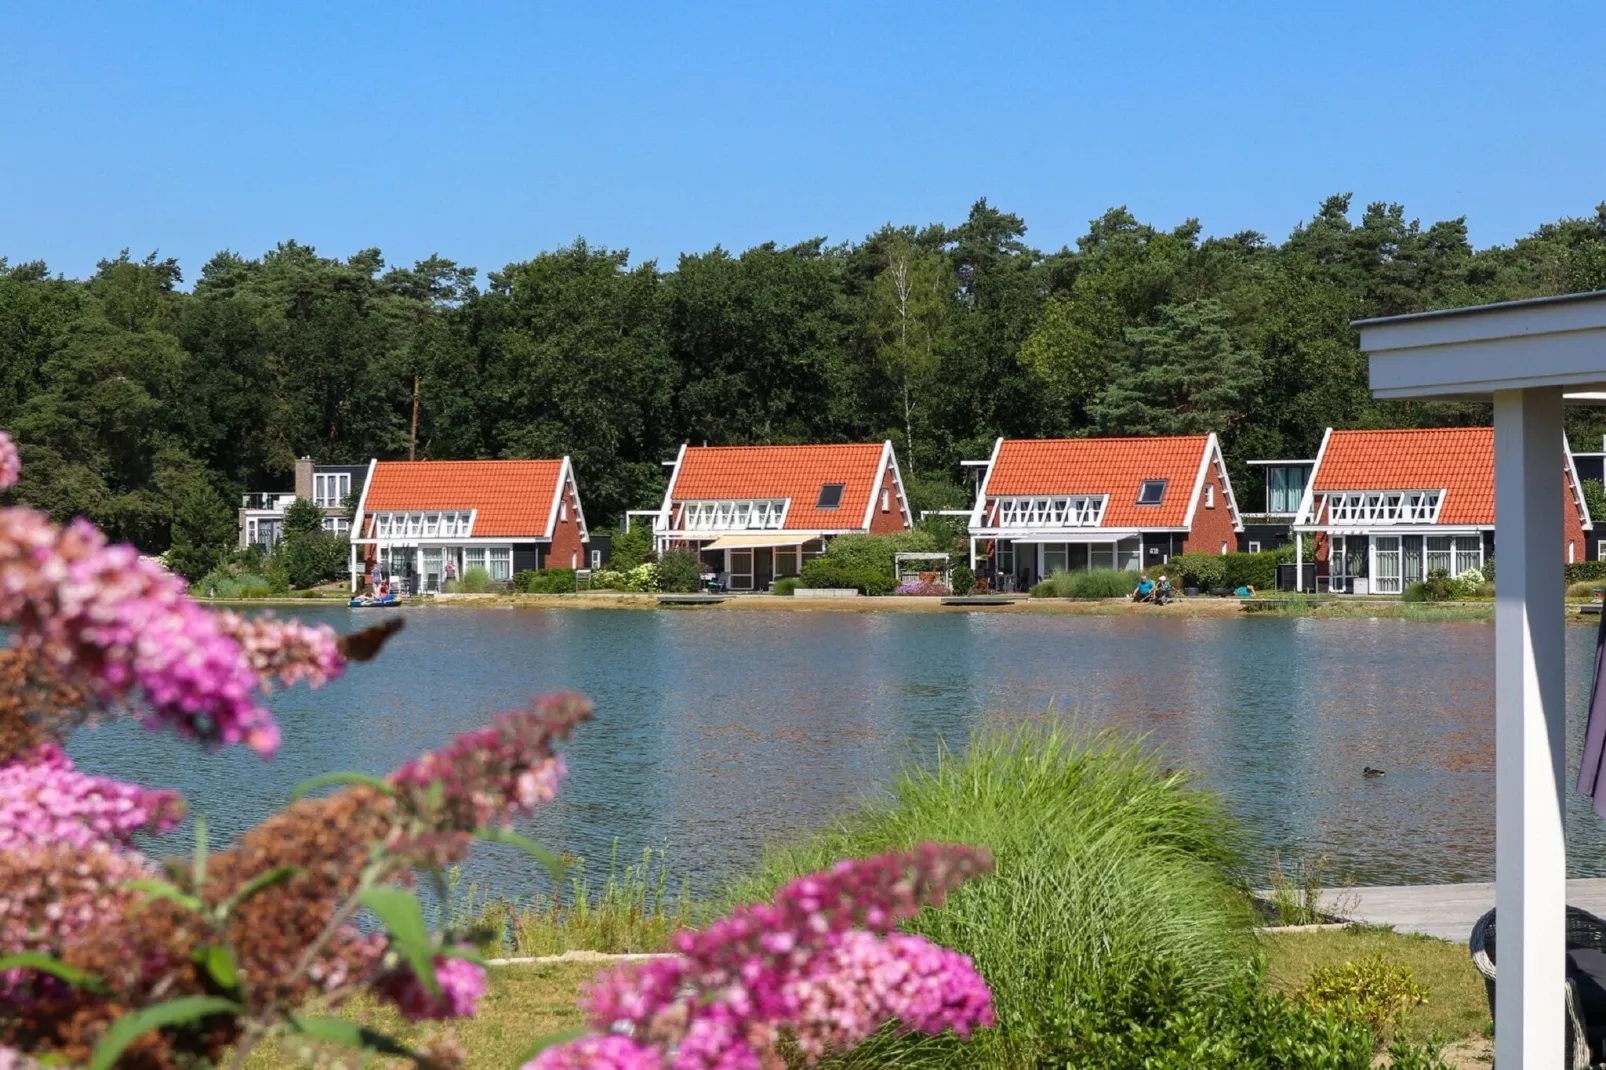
[4,193,1606,558]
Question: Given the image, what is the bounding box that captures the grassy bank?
[244,929,1492,1069]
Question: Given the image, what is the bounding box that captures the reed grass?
[450,842,697,957]
[726,723,1259,1067]
[1029,568,1138,599]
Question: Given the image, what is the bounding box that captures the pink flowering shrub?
[895,580,951,596]
[532,845,996,1069]
[0,743,182,852]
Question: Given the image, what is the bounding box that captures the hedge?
[1159,551,1278,592]
[1566,561,1606,583]
[513,568,576,594]
[799,558,896,595]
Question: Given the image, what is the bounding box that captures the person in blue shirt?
[1234,584,1255,598]
[1132,575,1156,602]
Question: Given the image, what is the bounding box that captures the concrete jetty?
[1305,879,1606,942]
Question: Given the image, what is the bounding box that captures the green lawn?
[244,927,1492,1068]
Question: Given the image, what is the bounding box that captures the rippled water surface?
[66,607,1606,895]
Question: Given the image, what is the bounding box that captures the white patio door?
[1374,536,1402,594]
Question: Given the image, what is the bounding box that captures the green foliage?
[513,568,576,594]
[771,577,801,597]
[166,482,236,581]
[1585,478,1606,526]
[1565,561,1606,583]
[276,530,347,589]
[591,563,659,592]
[1224,551,1280,591]
[1031,568,1139,598]
[798,558,895,595]
[281,497,325,539]
[1403,568,1486,602]
[446,565,492,593]
[951,565,975,596]
[6,196,1606,558]
[190,567,278,599]
[655,548,702,593]
[822,531,939,579]
[1166,552,1229,590]
[1294,956,1430,1042]
[608,524,654,571]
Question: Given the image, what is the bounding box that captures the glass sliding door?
[1452,536,1482,575]
[1426,536,1452,577]
[421,547,443,593]
[1374,536,1402,594]
[1042,544,1068,575]
[1068,543,1089,571]
[728,549,754,590]
[1090,543,1116,571]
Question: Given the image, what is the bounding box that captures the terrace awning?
[702,531,823,550]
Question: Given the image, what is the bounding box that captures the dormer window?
[1136,480,1168,506]
[817,483,845,509]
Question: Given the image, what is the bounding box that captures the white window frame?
[881,488,890,513]
[991,495,1108,529]
[314,472,351,508]
[1136,480,1168,506]
[487,546,512,581]
[678,499,789,532]
[728,548,754,590]
[1205,485,1215,509]
[560,499,569,522]
[1453,536,1483,576]
[463,547,487,574]
[1324,489,1446,525]
[1374,535,1403,594]
[1247,540,1261,553]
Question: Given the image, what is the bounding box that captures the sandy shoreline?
[196,591,1571,622]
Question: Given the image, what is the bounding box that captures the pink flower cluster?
[0,432,18,491]
[217,611,345,691]
[376,954,488,1021]
[0,507,287,755]
[532,845,995,1069]
[527,1035,662,1070]
[0,744,182,853]
[0,843,150,997]
[389,693,593,830]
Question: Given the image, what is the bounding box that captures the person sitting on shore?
[1132,575,1156,602]
[1234,583,1255,598]
[1155,575,1176,604]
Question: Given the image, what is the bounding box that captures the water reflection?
[64,607,1606,896]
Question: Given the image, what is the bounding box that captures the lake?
[64,606,1606,897]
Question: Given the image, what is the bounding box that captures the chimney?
[294,456,315,500]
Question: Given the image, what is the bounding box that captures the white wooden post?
[1493,387,1568,1068]
[1294,530,1303,592]
[349,540,357,594]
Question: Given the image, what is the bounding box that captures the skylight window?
[817,483,845,509]
[1136,480,1168,506]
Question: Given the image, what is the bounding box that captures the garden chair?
[1470,906,1606,1067]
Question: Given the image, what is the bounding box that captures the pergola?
[1357,291,1606,1067]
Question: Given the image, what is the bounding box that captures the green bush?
[1223,551,1279,591]
[1167,551,1228,590]
[951,565,975,597]
[276,529,348,589]
[1031,568,1138,599]
[1404,569,1456,603]
[1569,580,1606,600]
[446,565,492,593]
[190,568,275,600]
[1585,478,1606,528]
[609,524,654,571]
[655,549,702,593]
[513,568,576,594]
[798,558,895,595]
[1294,955,1429,1043]
[770,577,801,596]
[821,531,940,578]
[592,564,659,592]
[1565,561,1606,583]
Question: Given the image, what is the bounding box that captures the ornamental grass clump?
[729,724,1258,1067]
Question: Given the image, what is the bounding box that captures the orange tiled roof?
[1311,428,1495,525]
[670,443,891,530]
[362,460,565,538]
[983,436,1211,528]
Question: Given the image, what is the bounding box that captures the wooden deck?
[656,594,727,605]
[941,597,1015,607]
[1295,879,1606,942]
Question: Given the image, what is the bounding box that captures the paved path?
[1310,879,1606,942]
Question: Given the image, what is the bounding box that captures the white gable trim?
[1566,435,1593,531]
[1294,428,1334,526]
[656,443,689,533]
[351,458,378,539]
[862,440,914,531]
[966,437,1005,532]
[556,456,590,542]
[1181,435,1241,531]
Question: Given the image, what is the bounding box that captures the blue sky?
[2,2,1602,283]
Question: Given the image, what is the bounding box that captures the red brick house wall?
[546,478,586,569]
[1566,474,1588,564]
[868,465,909,534]
[1181,462,1237,555]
